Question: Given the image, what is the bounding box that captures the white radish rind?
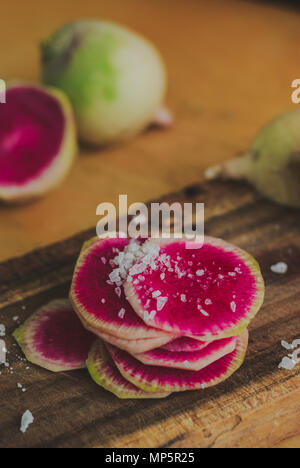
[132,336,237,371]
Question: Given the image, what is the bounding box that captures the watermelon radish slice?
[0,83,77,203]
[107,330,249,393]
[87,340,170,399]
[133,336,236,371]
[70,237,175,340]
[84,325,175,354]
[124,237,264,340]
[162,337,211,352]
[13,299,95,372]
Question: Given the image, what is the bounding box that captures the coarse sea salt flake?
[278,356,296,370]
[281,340,294,351]
[281,338,300,351]
[0,325,5,337]
[196,270,204,277]
[109,268,121,283]
[230,301,236,313]
[180,294,187,303]
[183,360,192,368]
[197,305,209,316]
[157,296,168,311]
[109,240,161,286]
[129,263,147,276]
[152,290,161,298]
[0,339,6,364]
[20,410,34,434]
[200,309,209,317]
[271,262,288,275]
[118,308,126,319]
[144,310,156,321]
[149,310,156,320]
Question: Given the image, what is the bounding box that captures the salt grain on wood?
[271,262,288,274]
[20,410,34,434]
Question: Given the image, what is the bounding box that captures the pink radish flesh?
[13,300,95,372]
[133,336,237,371]
[125,238,264,340]
[70,237,175,340]
[107,330,248,392]
[0,87,64,186]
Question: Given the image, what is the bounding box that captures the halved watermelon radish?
[70,237,174,340]
[162,337,211,352]
[13,299,95,372]
[133,336,237,371]
[124,237,264,340]
[107,330,249,393]
[87,340,170,399]
[0,83,77,203]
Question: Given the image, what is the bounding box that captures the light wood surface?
[1,0,299,261]
[1,180,300,448]
[1,0,300,448]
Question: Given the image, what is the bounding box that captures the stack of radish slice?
[75,236,264,397]
[13,236,264,399]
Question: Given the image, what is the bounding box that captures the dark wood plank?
[0,180,300,448]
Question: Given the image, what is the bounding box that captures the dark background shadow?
[248,0,300,11]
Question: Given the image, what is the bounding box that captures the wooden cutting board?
[0,180,300,448]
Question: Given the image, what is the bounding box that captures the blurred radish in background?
[41,20,169,146]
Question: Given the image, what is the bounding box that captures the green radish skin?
[206,110,300,208]
[41,20,167,146]
[87,340,171,399]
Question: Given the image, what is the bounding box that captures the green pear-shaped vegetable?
[206,110,300,208]
[41,20,167,146]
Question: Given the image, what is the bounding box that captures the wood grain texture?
[1,0,300,261]
[0,180,300,448]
